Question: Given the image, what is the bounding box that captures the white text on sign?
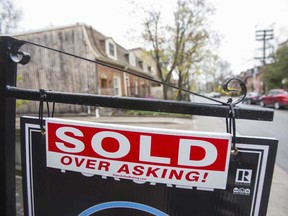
[46,118,231,189]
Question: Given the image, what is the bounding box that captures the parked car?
[260,89,288,109]
[205,92,221,98]
[242,92,262,105]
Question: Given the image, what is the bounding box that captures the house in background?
[131,47,163,98]
[15,23,159,114]
[238,66,264,93]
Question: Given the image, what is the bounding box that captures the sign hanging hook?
[226,100,238,155]
[38,89,55,134]
[223,77,247,155]
[223,77,247,106]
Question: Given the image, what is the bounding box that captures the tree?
[142,0,215,100]
[198,52,219,92]
[214,59,233,92]
[263,43,288,91]
[0,0,21,34]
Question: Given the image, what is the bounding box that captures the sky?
[12,0,288,75]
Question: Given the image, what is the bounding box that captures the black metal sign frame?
[21,116,277,216]
[0,36,276,215]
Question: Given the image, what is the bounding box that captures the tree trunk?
[177,73,183,101]
[163,85,169,100]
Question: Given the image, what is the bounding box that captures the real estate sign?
[21,116,277,216]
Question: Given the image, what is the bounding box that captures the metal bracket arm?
[6,86,274,121]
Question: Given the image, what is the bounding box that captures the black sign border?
[21,116,278,216]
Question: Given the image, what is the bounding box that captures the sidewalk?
[16,115,288,215]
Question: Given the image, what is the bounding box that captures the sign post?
[0,37,17,216]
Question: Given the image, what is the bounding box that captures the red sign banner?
[46,118,231,189]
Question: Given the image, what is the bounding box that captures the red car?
[242,92,262,105]
[260,89,288,109]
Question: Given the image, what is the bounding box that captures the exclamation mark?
[202,173,208,182]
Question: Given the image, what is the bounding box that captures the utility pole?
[255,29,274,65]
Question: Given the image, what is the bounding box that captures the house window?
[129,52,136,67]
[134,81,138,96]
[151,67,156,75]
[100,78,107,88]
[109,43,115,56]
[148,66,152,73]
[125,76,130,96]
[143,63,148,73]
[105,39,117,60]
[113,76,122,96]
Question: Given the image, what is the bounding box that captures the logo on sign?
[233,187,251,196]
[78,201,168,216]
[235,169,252,185]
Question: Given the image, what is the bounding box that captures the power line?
[255,29,274,65]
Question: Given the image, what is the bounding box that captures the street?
[191,95,288,174]
[190,95,288,215]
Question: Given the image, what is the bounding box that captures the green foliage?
[125,110,191,118]
[263,44,288,91]
[16,75,29,108]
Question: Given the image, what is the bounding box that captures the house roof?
[13,23,154,78]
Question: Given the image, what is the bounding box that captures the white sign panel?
[46,118,231,189]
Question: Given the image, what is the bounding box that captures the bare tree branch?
[0,0,21,34]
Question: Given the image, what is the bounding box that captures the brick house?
[15,23,158,113]
[131,47,163,98]
[238,66,264,93]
